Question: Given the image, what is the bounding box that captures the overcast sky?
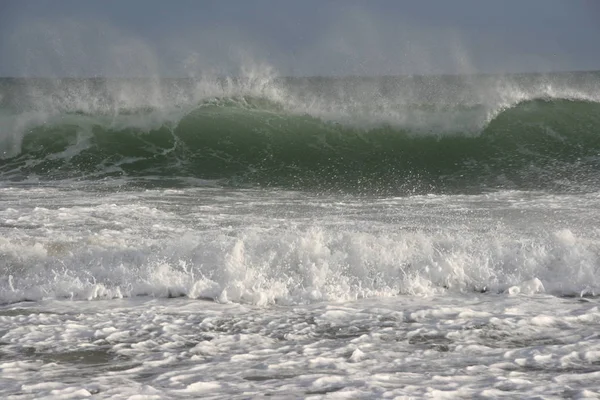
[1,0,599,77]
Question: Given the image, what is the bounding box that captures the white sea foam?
[0,184,599,398]
[1,295,600,398]
[1,186,599,305]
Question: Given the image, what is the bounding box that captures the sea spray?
[1,72,600,193]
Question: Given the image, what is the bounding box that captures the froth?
[1,188,599,305]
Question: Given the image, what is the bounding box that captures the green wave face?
[1,77,600,194]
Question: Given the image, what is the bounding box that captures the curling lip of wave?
[1,87,600,193]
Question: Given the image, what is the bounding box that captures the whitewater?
[2,72,600,399]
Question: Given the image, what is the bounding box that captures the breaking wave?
[1,74,600,194]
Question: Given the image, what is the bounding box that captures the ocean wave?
[1,212,599,305]
[1,75,600,193]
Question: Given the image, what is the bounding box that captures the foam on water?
[2,295,600,398]
[1,183,600,398]
[1,185,599,305]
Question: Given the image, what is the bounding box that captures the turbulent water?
[2,72,600,398]
[2,73,600,193]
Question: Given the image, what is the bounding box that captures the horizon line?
[0,69,599,80]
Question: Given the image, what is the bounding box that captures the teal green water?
[1,77,599,194]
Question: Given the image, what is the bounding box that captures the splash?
[1,73,600,193]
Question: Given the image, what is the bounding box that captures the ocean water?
[1,73,600,399]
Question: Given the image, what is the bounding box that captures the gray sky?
[1,0,599,77]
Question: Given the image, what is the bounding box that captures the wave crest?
[1,74,600,193]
